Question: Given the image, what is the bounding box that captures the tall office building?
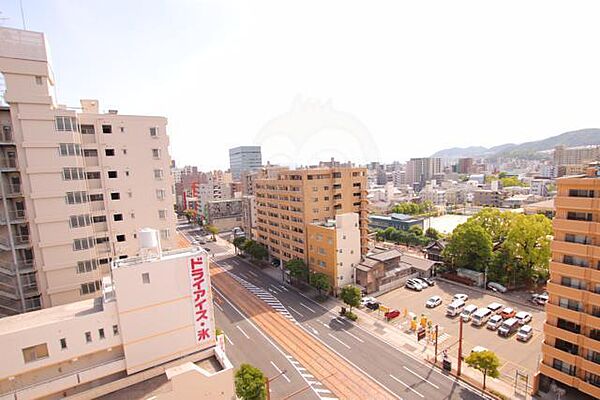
[229,145,262,181]
[405,157,441,190]
[536,162,600,398]
[0,27,176,316]
[254,163,368,263]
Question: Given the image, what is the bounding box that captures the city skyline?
[2,1,600,170]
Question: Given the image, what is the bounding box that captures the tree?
[243,241,268,261]
[500,176,525,187]
[206,224,219,241]
[409,225,423,237]
[183,209,196,223]
[469,208,514,243]
[285,258,308,284]
[235,363,266,400]
[442,222,492,272]
[233,236,247,254]
[310,272,331,296]
[340,285,361,312]
[503,214,552,286]
[425,227,440,240]
[465,350,500,390]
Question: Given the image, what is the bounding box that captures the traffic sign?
[417,327,426,341]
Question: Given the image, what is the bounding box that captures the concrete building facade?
[228,146,261,181]
[406,157,441,190]
[0,27,177,315]
[536,163,600,398]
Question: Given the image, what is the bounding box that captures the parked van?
[498,317,520,337]
[446,300,465,317]
[461,304,478,322]
[471,308,493,326]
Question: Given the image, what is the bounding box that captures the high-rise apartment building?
[536,162,600,398]
[0,27,176,316]
[554,145,600,168]
[254,164,368,264]
[229,145,262,181]
[406,157,442,190]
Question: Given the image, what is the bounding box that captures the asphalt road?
[215,254,489,400]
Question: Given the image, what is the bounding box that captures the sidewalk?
[237,258,534,400]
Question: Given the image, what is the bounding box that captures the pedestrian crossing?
[228,272,297,323]
[284,354,338,400]
[437,332,450,344]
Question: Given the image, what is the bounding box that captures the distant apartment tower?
[535,163,600,398]
[457,157,474,174]
[0,27,176,316]
[254,164,368,263]
[554,145,600,167]
[406,157,441,190]
[229,145,262,181]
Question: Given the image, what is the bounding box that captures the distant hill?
[431,128,600,158]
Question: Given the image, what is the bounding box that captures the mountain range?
[431,128,600,158]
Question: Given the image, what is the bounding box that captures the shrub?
[344,311,358,321]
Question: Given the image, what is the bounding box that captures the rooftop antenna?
[19,0,26,30]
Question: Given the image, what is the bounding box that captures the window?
[152,149,161,159]
[113,325,119,335]
[83,149,98,157]
[130,212,135,219]
[73,237,95,251]
[102,124,112,134]
[80,280,101,295]
[77,259,97,274]
[559,297,582,311]
[60,338,67,350]
[63,167,85,180]
[66,191,88,204]
[160,229,170,239]
[55,116,77,132]
[122,149,127,155]
[154,169,164,180]
[569,189,595,198]
[80,124,95,134]
[85,331,92,343]
[110,192,120,200]
[35,76,43,85]
[158,209,167,219]
[108,170,118,178]
[318,260,326,267]
[125,170,130,176]
[116,234,126,242]
[150,127,158,137]
[99,328,105,340]
[96,237,109,244]
[22,343,49,363]
[567,211,593,222]
[105,149,115,156]
[59,143,81,156]
[89,193,103,202]
[113,213,123,221]
[552,359,576,376]
[93,215,107,223]
[156,189,166,200]
[120,126,124,133]
[318,247,325,255]
[142,272,150,284]
[69,214,91,228]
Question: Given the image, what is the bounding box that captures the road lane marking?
[214,302,224,312]
[236,325,250,339]
[300,302,316,313]
[402,366,439,389]
[289,306,303,317]
[279,285,289,291]
[310,326,319,335]
[315,388,332,394]
[247,270,258,277]
[225,335,234,346]
[343,330,365,343]
[270,361,291,383]
[390,374,424,398]
[327,333,351,349]
[270,285,283,293]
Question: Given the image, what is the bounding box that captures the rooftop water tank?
[139,228,159,250]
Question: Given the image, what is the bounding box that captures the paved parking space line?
[402,366,439,389]
[390,374,424,398]
[288,306,304,317]
[225,335,234,346]
[214,302,224,312]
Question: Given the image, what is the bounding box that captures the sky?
[2,1,600,170]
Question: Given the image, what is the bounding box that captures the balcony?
[546,302,583,324]
[538,362,577,388]
[550,261,588,281]
[579,356,600,376]
[0,127,14,143]
[86,178,102,189]
[0,156,18,171]
[542,342,578,366]
[544,322,580,344]
[552,240,600,259]
[554,219,600,236]
[81,134,96,144]
[555,196,600,211]
[90,201,105,212]
[84,155,99,167]
[583,335,600,354]
[0,183,22,197]
[547,282,586,303]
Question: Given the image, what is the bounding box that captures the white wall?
[335,213,361,288]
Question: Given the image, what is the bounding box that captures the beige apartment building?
[254,163,368,266]
[0,27,176,316]
[536,162,600,398]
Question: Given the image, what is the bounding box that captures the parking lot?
[374,279,544,382]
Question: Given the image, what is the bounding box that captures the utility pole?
[434,324,439,364]
[457,317,463,376]
[265,369,287,400]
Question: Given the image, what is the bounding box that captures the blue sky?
[3,1,600,170]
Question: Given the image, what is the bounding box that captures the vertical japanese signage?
[188,254,213,345]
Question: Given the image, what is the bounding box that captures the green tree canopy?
[465,350,500,390]
[409,225,423,236]
[206,224,219,240]
[390,200,434,215]
[183,209,196,223]
[233,236,248,254]
[340,285,361,312]
[285,258,308,283]
[442,221,492,272]
[425,227,441,240]
[241,240,268,260]
[469,208,515,243]
[310,272,331,296]
[235,363,266,400]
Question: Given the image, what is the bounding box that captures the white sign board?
[188,254,214,345]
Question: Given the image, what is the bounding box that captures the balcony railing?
[0,157,17,169]
[0,209,26,224]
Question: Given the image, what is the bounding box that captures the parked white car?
[486,315,503,330]
[515,311,532,325]
[426,296,442,308]
[516,325,533,342]
[406,279,423,291]
[453,293,469,302]
[360,296,377,306]
[486,302,504,315]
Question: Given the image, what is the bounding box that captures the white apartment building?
[0,235,234,400]
[0,27,177,315]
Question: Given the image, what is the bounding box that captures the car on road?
[486,302,504,315]
[486,314,503,330]
[203,247,211,252]
[531,292,549,305]
[365,301,380,311]
[422,277,435,286]
[498,317,520,337]
[487,282,508,293]
[500,307,516,320]
[453,293,469,302]
[426,295,442,308]
[516,325,533,342]
[461,304,478,322]
[515,311,532,325]
[405,279,423,291]
[384,309,400,319]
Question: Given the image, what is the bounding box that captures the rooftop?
[112,246,203,269]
